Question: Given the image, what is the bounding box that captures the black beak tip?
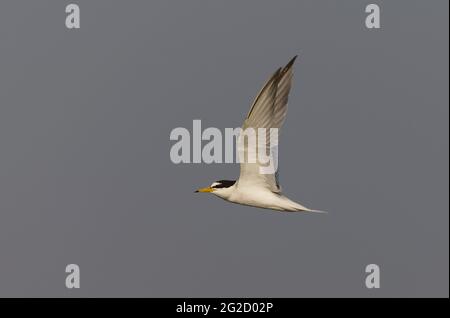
[194,190,199,193]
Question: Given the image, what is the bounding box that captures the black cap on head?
[212,180,236,189]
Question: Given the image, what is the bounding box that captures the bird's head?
[195,180,236,199]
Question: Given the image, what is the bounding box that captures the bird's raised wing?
[237,56,297,193]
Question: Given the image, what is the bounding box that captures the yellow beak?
[195,187,213,193]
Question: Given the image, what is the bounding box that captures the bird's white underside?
[212,183,313,212]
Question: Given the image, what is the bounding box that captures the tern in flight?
[196,56,322,212]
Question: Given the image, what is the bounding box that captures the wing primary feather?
[282,55,298,74]
[246,56,298,121]
[246,67,282,119]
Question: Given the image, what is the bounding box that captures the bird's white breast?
[227,186,287,211]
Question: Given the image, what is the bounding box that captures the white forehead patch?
[211,182,220,187]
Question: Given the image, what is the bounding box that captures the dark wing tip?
[282,55,298,73]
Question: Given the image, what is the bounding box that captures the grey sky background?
[0,0,448,297]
